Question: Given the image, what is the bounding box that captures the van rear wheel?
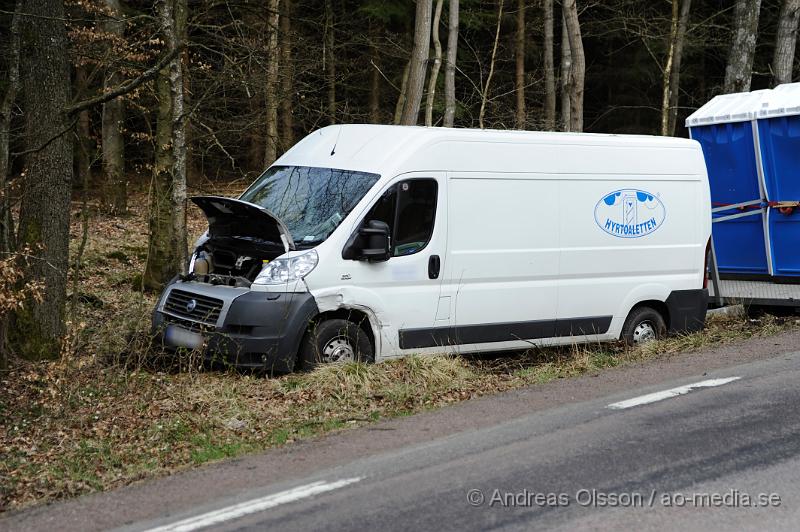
[297,318,374,370]
[621,306,666,346]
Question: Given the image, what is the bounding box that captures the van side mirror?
[342,220,391,262]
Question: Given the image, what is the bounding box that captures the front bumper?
[152,283,318,372]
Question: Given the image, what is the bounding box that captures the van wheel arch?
[296,308,377,370]
[620,301,669,345]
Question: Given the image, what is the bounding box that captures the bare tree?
[0,0,21,366]
[280,0,295,149]
[101,0,127,215]
[562,0,585,132]
[324,0,336,123]
[400,0,433,125]
[166,0,188,274]
[0,0,21,254]
[15,0,73,358]
[724,0,762,93]
[443,0,459,127]
[426,0,445,127]
[661,0,692,136]
[394,61,411,125]
[144,0,189,289]
[560,14,571,129]
[515,0,526,129]
[479,0,504,129]
[543,0,556,130]
[773,0,800,86]
[264,0,280,165]
[369,18,382,124]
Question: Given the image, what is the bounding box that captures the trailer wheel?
[297,318,374,370]
[621,306,666,346]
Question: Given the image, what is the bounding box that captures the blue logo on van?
[594,189,665,238]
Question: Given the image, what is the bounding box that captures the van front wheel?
[621,306,666,346]
[297,318,374,370]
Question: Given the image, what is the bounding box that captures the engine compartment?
[187,236,286,287]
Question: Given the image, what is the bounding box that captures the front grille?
[163,313,211,333]
[163,289,223,326]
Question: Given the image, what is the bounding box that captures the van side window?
[364,179,438,257]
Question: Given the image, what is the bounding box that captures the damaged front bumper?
[151,281,318,372]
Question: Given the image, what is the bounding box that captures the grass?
[1,312,795,511]
[1,187,798,513]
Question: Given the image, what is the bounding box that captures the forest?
[0,0,797,362]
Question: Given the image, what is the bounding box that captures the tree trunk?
[724,0,762,93]
[76,68,94,215]
[514,0,526,129]
[479,0,504,129]
[144,0,189,290]
[443,0,459,127]
[324,0,336,123]
[560,14,571,130]
[15,0,73,359]
[425,0,444,127]
[72,67,93,326]
[101,0,127,215]
[280,0,294,150]
[369,18,382,124]
[543,0,556,130]
[264,0,280,166]
[169,0,189,275]
[394,61,411,125]
[144,70,174,290]
[0,0,21,368]
[773,0,800,86]
[0,0,21,255]
[399,0,432,125]
[562,0,585,132]
[665,0,692,136]
[660,0,679,136]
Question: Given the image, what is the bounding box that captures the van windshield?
[240,166,380,246]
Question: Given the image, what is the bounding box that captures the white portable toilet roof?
[685,89,771,128]
[757,82,800,119]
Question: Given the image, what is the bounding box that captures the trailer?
[688,83,800,311]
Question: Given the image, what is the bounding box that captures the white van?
[152,125,711,372]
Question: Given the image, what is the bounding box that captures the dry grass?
[1,187,798,513]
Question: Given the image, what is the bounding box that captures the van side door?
[442,173,560,348]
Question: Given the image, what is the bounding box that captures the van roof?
[274,125,700,177]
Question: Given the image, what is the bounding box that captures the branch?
[65,44,184,116]
[11,117,78,158]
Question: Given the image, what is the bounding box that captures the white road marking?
[607,377,742,410]
[144,477,362,532]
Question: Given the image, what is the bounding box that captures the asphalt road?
[6,329,800,532]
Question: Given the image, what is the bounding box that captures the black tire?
[620,306,667,346]
[297,318,374,370]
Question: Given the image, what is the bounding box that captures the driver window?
[364,179,438,257]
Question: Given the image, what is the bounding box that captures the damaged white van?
[152,125,711,372]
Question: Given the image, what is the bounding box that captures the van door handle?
[428,255,441,279]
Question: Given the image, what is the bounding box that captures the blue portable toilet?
[686,90,771,277]
[757,83,800,277]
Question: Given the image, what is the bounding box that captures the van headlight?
[253,249,319,285]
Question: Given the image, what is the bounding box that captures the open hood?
[191,196,295,250]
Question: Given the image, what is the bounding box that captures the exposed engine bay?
[187,236,286,287]
[185,196,295,287]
